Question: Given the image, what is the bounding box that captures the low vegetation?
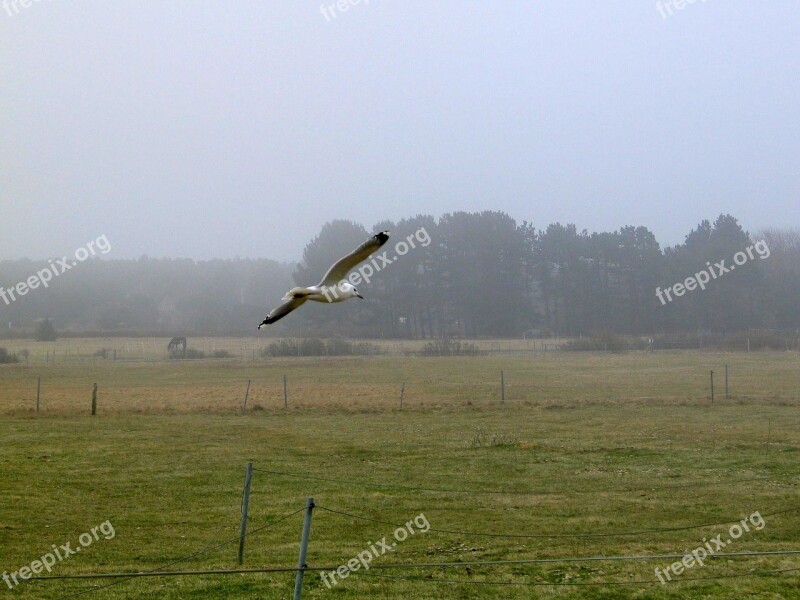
[261,338,382,357]
[417,337,481,356]
[0,347,19,364]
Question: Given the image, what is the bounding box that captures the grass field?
[1,340,799,598]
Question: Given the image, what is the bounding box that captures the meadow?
[1,339,799,598]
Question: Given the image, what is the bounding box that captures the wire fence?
[3,370,799,415]
[14,461,799,599]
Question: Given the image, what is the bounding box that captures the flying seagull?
[258,231,390,328]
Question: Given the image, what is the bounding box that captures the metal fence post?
[293,497,315,600]
[238,462,253,564]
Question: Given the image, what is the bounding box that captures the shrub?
[34,319,57,342]
[0,347,19,364]
[260,338,382,357]
[211,350,233,358]
[417,337,481,357]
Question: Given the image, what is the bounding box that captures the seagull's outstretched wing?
[318,231,390,287]
[258,296,308,328]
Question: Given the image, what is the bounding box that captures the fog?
[2,1,798,262]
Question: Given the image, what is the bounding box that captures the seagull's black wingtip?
[375,230,390,244]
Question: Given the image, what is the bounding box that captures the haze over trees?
[0,213,797,339]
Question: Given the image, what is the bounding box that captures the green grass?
[1,348,799,598]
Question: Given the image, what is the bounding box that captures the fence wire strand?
[315,504,800,539]
[53,507,305,599]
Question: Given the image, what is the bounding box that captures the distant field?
[0,335,566,363]
[1,346,799,598]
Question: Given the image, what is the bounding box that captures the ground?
[0,340,798,598]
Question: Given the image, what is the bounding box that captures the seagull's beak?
[355,292,364,299]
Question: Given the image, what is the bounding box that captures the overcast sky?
[1,1,798,262]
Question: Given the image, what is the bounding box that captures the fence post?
[238,462,254,564]
[710,371,714,404]
[242,380,251,415]
[293,497,315,600]
[284,375,288,408]
[91,383,98,415]
[500,370,505,402]
[36,377,41,413]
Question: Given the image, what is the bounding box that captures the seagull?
[258,230,390,328]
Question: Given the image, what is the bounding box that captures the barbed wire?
[30,552,800,582]
[355,565,800,587]
[315,504,800,539]
[51,507,305,599]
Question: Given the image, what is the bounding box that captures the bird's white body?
[284,282,360,304]
[258,231,389,328]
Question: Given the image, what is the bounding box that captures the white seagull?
[258,231,390,328]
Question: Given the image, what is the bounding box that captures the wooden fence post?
[242,380,251,415]
[91,383,97,415]
[710,371,714,404]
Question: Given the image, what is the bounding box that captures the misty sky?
[2,1,798,262]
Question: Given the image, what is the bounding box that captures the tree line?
[1,212,797,339]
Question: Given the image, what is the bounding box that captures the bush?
[260,338,382,357]
[417,337,481,357]
[34,319,57,342]
[0,347,19,364]
[211,350,233,358]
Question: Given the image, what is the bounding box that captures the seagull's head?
[337,281,365,300]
